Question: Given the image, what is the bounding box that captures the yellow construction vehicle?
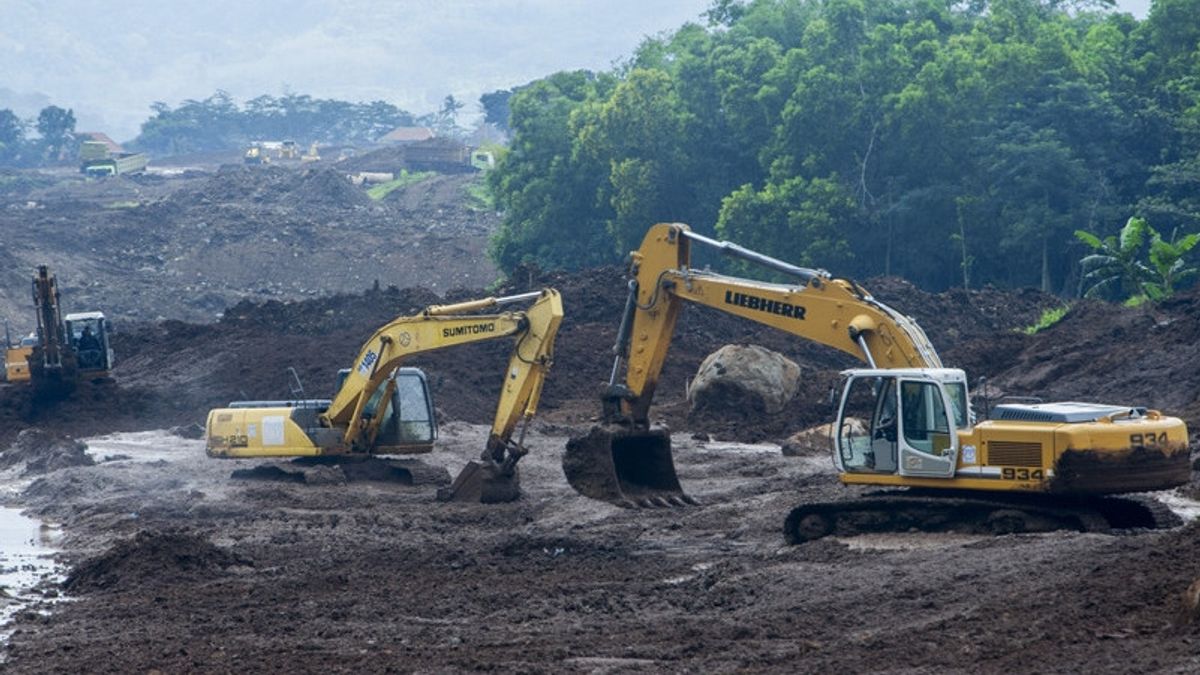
[3,321,35,382]
[206,288,563,502]
[279,140,299,160]
[8,266,114,392]
[564,223,1190,541]
[244,145,270,165]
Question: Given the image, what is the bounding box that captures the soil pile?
[0,428,94,475]
[0,165,499,324]
[992,288,1200,423]
[62,530,250,593]
[335,145,406,173]
[171,165,372,210]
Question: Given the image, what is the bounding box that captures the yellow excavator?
[564,223,1190,541]
[6,266,114,391]
[206,288,563,502]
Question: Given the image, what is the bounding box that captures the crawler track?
[783,490,1181,544]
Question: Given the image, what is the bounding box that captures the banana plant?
[1075,217,1199,302]
[1145,227,1200,300]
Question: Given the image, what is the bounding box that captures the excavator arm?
[321,289,562,454]
[602,223,940,426]
[566,223,944,506]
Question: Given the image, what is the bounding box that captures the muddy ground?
[2,164,1200,672]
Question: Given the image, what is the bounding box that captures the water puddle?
[840,532,987,551]
[84,429,201,464]
[1155,490,1200,522]
[0,506,62,646]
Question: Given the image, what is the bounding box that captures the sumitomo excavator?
[564,223,1191,542]
[206,288,563,502]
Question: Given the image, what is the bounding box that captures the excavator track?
[783,490,1181,545]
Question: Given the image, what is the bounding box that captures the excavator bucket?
[563,425,694,507]
[437,461,521,504]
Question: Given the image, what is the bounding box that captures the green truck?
[79,140,148,177]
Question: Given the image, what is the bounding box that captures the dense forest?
[487,0,1200,295]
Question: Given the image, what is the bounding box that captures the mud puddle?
[83,430,203,464]
[1153,489,1200,522]
[0,506,62,649]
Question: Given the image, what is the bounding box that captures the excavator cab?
[64,311,113,377]
[333,366,437,452]
[834,368,966,479]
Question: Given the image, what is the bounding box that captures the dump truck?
[80,141,147,177]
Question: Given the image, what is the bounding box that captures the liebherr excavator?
[206,288,563,502]
[564,223,1190,542]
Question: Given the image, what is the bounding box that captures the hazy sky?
[0,0,1158,142]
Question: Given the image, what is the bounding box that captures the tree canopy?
[131,91,417,154]
[488,0,1200,294]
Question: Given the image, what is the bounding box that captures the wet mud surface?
[1,426,1198,673]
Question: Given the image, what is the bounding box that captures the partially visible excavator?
[3,322,36,382]
[206,288,563,502]
[9,266,114,392]
[564,223,1190,542]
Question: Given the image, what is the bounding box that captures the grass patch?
[1021,306,1070,335]
[463,177,494,211]
[104,200,141,209]
[366,170,435,200]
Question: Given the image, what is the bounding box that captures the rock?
[0,429,95,476]
[781,418,865,457]
[1177,577,1200,626]
[688,344,801,415]
[301,465,347,485]
[168,423,205,440]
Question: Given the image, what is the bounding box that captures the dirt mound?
[219,285,442,336]
[172,165,372,210]
[336,145,406,173]
[63,530,250,594]
[289,167,374,209]
[0,428,94,475]
[991,289,1200,424]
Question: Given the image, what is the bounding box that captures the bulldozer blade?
[437,460,521,504]
[563,425,693,507]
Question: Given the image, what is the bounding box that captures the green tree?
[487,71,617,273]
[0,109,24,162]
[36,105,75,162]
[480,89,515,132]
[486,0,1200,293]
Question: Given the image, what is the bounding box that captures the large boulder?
[688,344,801,416]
